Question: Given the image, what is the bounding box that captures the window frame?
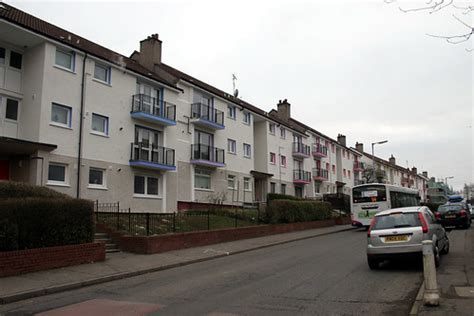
[227,139,237,154]
[194,168,212,190]
[91,113,109,136]
[269,123,276,135]
[9,50,22,70]
[227,105,236,120]
[55,48,75,72]
[270,152,276,164]
[88,167,107,189]
[281,183,286,195]
[280,127,286,139]
[47,162,68,186]
[93,62,111,84]
[243,143,251,158]
[242,111,251,125]
[5,98,19,121]
[227,175,236,190]
[51,103,72,128]
[133,174,160,197]
[243,177,252,191]
[280,155,287,167]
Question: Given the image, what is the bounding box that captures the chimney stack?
[337,134,346,146]
[355,142,364,153]
[411,167,418,175]
[422,171,428,178]
[389,155,396,165]
[138,34,162,70]
[276,99,291,121]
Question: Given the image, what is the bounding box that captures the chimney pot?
[276,99,291,121]
[355,142,364,153]
[337,134,346,146]
[138,34,162,70]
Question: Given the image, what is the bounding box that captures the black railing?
[191,103,224,126]
[313,168,329,180]
[94,202,260,236]
[294,169,311,182]
[130,142,175,167]
[191,144,225,164]
[131,94,176,121]
[312,143,328,156]
[292,142,311,156]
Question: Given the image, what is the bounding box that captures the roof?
[354,149,414,174]
[0,3,180,91]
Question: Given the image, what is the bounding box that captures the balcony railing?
[129,142,176,171]
[313,168,329,181]
[131,94,176,126]
[353,161,365,171]
[191,103,225,129]
[293,169,311,184]
[191,144,225,167]
[312,143,328,158]
[292,142,311,158]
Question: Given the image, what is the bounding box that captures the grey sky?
[8,0,473,190]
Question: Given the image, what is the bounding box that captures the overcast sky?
[8,0,473,190]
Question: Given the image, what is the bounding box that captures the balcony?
[313,168,329,181]
[292,142,311,158]
[293,170,311,184]
[191,144,225,168]
[190,103,225,130]
[129,142,176,171]
[312,143,328,158]
[353,161,365,172]
[130,94,176,126]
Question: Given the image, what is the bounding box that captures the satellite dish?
[233,89,239,98]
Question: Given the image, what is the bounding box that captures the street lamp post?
[371,140,388,183]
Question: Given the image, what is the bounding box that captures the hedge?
[0,181,69,199]
[265,200,332,224]
[267,193,301,202]
[0,198,94,251]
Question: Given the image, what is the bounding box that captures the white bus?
[351,183,420,227]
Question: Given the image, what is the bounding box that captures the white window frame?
[281,183,286,195]
[227,105,236,120]
[91,113,109,136]
[133,175,160,198]
[88,167,107,189]
[93,62,111,84]
[227,175,236,190]
[243,143,251,158]
[194,168,212,190]
[269,123,276,135]
[51,103,72,128]
[244,177,252,191]
[243,111,251,125]
[280,155,287,167]
[280,127,286,139]
[54,48,75,72]
[270,182,276,194]
[270,152,276,165]
[47,162,68,186]
[227,139,237,154]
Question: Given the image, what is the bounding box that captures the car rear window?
[437,205,462,213]
[373,213,421,230]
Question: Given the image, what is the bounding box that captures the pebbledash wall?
[0,4,432,212]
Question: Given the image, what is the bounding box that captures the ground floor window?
[47,162,67,185]
[195,168,211,189]
[244,177,252,191]
[227,175,236,190]
[89,167,106,188]
[270,182,276,193]
[134,175,159,196]
[281,183,286,195]
[314,181,320,193]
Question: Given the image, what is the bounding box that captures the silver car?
[367,206,449,269]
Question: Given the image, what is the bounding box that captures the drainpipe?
[76,53,88,198]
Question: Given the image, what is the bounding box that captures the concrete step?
[106,248,121,253]
[95,237,111,242]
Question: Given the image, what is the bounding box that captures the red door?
[0,160,9,180]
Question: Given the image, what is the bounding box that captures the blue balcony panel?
[190,117,225,130]
[130,111,176,126]
[190,159,225,168]
[129,160,176,171]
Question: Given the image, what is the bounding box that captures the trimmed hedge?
[0,198,94,251]
[0,181,69,199]
[267,193,301,202]
[265,199,332,224]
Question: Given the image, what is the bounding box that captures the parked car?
[435,203,471,229]
[367,206,449,269]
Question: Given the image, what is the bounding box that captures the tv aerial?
[232,74,239,98]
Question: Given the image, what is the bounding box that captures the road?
[1,229,424,315]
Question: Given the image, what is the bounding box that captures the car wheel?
[434,245,440,268]
[440,238,449,255]
[368,257,380,270]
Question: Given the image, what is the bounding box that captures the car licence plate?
[384,235,409,242]
[445,215,456,219]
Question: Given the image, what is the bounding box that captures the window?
[343,169,347,177]
[227,175,236,189]
[134,175,159,196]
[314,182,320,193]
[51,103,71,127]
[270,182,276,193]
[269,123,276,135]
[281,183,286,195]
[227,105,236,120]
[48,163,67,184]
[270,152,276,164]
[5,99,18,121]
[348,170,351,179]
[89,168,105,187]
[331,144,335,153]
[281,155,287,167]
[280,127,286,139]
[244,177,251,191]
[94,63,111,83]
[243,112,251,125]
[55,49,74,71]
[9,51,22,70]
[195,168,211,189]
[332,164,336,174]
[227,139,236,154]
[0,47,5,64]
[243,143,251,158]
[343,150,346,158]
[91,113,108,136]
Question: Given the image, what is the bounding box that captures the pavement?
[412,226,474,315]
[0,224,355,305]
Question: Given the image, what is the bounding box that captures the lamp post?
[371,140,388,183]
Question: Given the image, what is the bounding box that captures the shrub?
[0,198,94,251]
[0,181,69,199]
[265,199,332,224]
[267,193,301,202]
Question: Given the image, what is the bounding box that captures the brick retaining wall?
[0,242,106,277]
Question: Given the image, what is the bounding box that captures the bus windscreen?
[353,185,387,203]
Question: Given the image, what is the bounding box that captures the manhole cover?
[454,287,474,298]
